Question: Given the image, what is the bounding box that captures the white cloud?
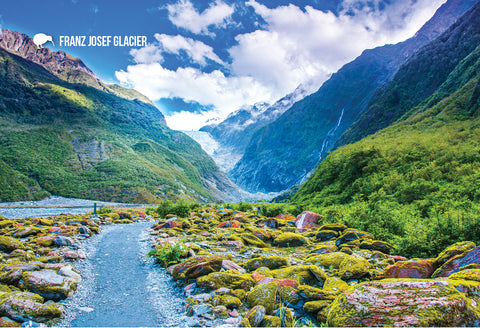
[130,44,163,64]
[117,0,446,130]
[115,63,272,130]
[166,0,235,36]
[155,33,224,65]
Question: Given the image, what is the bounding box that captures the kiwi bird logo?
[33,33,55,49]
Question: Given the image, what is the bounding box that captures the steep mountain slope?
[0,30,239,203]
[230,0,479,193]
[292,2,480,257]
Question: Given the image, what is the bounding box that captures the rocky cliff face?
[230,0,480,193]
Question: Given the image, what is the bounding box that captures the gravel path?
[62,222,187,327]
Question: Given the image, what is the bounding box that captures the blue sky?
[0,0,446,130]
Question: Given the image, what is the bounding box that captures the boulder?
[278,286,303,308]
[433,247,480,278]
[273,233,307,247]
[244,256,289,271]
[360,240,394,254]
[218,221,241,229]
[318,223,348,233]
[19,270,77,301]
[303,300,331,313]
[298,285,338,301]
[13,227,41,238]
[384,259,435,279]
[222,260,246,274]
[310,243,338,255]
[35,235,56,247]
[322,277,350,294]
[197,272,255,291]
[338,254,372,279]
[315,230,339,242]
[434,241,476,267]
[53,236,73,247]
[0,292,62,323]
[304,252,352,270]
[270,265,326,286]
[261,315,282,327]
[295,212,322,232]
[245,305,266,327]
[184,259,223,279]
[449,269,480,282]
[237,234,268,248]
[327,279,480,327]
[212,294,241,310]
[0,237,24,253]
[247,282,277,314]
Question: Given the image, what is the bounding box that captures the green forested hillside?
[0,46,230,203]
[292,4,480,258]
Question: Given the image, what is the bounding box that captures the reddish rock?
[295,212,322,232]
[257,277,299,289]
[276,214,296,221]
[327,279,480,327]
[218,220,241,228]
[185,259,223,279]
[433,247,480,278]
[383,258,435,279]
[153,220,181,230]
[222,260,246,274]
[64,251,79,260]
[386,254,408,262]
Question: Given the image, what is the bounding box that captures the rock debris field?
[0,207,479,327]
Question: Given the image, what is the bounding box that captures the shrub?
[146,243,188,267]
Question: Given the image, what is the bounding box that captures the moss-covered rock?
[278,286,302,308]
[318,223,347,232]
[0,237,24,253]
[315,230,340,242]
[244,256,289,271]
[303,300,331,313]
[339,253,372,279]
[304,252,351,270]
[19,270,77,301]
[0,291,62,323]
[322,277,350,294]
[273,233,307,247]
[261,315,282,327]
[245,305,266,327]
[247,282,277,314]
[196,271,255,291]
[384,259,435,279]
[237,234,268,248]
[212,294,241,310]
[327,279,480,327]
[270,265,325,286]
[449,269,480,282]
[434,241,476,267]
[298,285,338,301]
[360,240,394,254]
[433,247,480,278]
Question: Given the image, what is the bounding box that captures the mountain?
[230,0,480,193]
[0,30,240,203]
[292,1,480,257]
[196,83,314,173]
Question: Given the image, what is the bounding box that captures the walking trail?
[61,221,187,327]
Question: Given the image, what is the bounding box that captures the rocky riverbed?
[0,210,149,326]
[149,207,480,327]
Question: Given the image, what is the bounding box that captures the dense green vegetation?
[0,47,224,203]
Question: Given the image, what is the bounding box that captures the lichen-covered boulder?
[197,271,255,291]
[335,229,374,247]
[304,252,351,270]
[0,316,20,327]
[0,237,24,253]
[295,212,322,232]
[0,292,62,323]
[218,220,241,229]
[185,258,223,279]
[303,300,331,313]
[212,294,241,310]
[339,254,372,279]
[172,256,215,280]
[310,243,338,254]
[245,305,266,327]
[433,247,480,278]
[434,241,476,267]
[298,285,338,301]
[315,230,339,242]
[19,270,77,301]
[327,279,480,327]
[270,265,326,286]
[278,286,303,308]
[244,256,289,271]
[360,240,394,254]
[261,315,282,327]
[35,235,56,247]
[384,259,435,279]
[318,223,347,232]
[247,282,277,314]
[273,233,307,247]
[322,277,350,294]
[53,235,73,247]
[450,269,480,282]
[237,234,268,248]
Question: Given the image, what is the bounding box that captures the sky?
[0,0,446,130]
